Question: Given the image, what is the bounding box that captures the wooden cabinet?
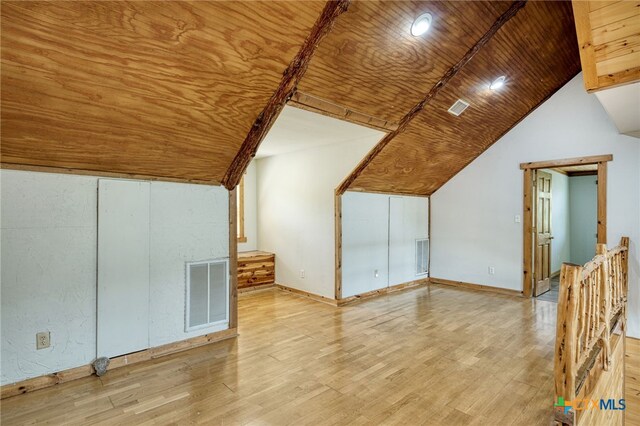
[237,251,275,289]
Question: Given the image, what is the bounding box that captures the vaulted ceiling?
[1,1,580,194]
[1,1,326,183]
[345,1,580,195]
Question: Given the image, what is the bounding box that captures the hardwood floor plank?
[627,337,640,425]
[1,284,635,425]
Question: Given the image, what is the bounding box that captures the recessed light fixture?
[490,76,506,90]
[411,13,432,36]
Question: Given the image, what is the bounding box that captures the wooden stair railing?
[553,237,629,425]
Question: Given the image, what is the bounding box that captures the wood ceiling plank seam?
[589,1,639,31]
[335,0,528,196]
[592,15,640,46]
[221,0,351,190]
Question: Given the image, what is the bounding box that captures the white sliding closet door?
[388,196,429,286]
[97,179,150,358]
[389,197,409,286]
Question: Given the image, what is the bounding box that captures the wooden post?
[334,191,342,300]
[523,168,533,298]
[621,236,629,298]
[597,161,607,244]
[555,263,582,406]
[596,243,610,370]
[228,188,238,330]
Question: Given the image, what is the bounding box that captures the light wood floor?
[0,284,636,425]
[627,337,640,426]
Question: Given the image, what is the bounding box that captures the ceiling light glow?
[490,76,506,90]
[411,13,432,36]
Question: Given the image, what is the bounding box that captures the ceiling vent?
[448,99,470,116]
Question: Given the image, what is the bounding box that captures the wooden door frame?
[520,154,611,298]
[335,190,342,300]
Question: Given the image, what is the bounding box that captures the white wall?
[1,172,98,385]
[342,192,429,298]
[342,192,390,297]
[238,160,258,252]
[1,170,229,384]
[257,138,380,299]
[431,74,640,338]
[544,169,570,274]
[569,175,598,266]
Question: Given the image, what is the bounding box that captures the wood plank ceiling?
[1,1,326,184]
[342,1,581,195]
[1,1,581,194]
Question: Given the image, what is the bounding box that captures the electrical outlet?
[300,269,305,279]
[374,269,379,278]
[36,331,50,350]
[515,215,521,223]
[488,267,495,275]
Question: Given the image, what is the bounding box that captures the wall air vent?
[416,239,429,276]
[447,99,470,116]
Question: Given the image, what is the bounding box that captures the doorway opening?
[520,155,611,300]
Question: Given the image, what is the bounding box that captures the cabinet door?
[97,179,150,358]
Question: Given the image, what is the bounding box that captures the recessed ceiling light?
[490,76,506,90]
[411,13,432,36]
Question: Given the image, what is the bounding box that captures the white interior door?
[97,179,150,358]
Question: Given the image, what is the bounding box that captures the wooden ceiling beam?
[221,0,350,190]
[288,91,398,133]
[336,0,527,196]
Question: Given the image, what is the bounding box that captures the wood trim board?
[428,196,432,278]
[237,176,246,243]
[238,283,276,294]
[519,154,612,170]
[523,168,534,298]
[343,187,434,198]
[276,284,339,306]
[597,160,607,244]
[334,191,343,300]
[429,277,523,297]
[1,163,220,186]
[572,0,599,90]
[0,328,238,399]
[229,188,239,329]
[337,278,430,306]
